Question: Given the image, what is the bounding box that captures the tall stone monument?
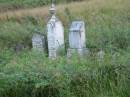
[67,21,88,57]
[47,2,65,59]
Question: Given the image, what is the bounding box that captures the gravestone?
[15,43,25,54]
[67,21,88,57]
[32,33,45,52]
[97,50,105,61]
[47,3,65,59]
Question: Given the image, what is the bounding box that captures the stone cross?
[67,21,88,57]
[47,2,65,59]
[32,33,45,52]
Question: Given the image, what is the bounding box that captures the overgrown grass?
[0,0,130,50]
[0,18,45,49]
[0,0,130,96]
[0,50,130,97]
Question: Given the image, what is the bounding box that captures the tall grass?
[0,50,130,97]
[0,0,130,96]
[0,0,130,50]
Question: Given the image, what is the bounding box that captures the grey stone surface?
[97,50,105,61]
[67,21,87,57]
[67,48,89,58]
[48,49,57,59]
[69,21,86,49]
[47,3,65,59]
[32,34,45,52]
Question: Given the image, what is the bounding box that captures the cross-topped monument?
[49,0,56,15]
[47,1,65,59]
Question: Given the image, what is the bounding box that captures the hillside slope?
[0,0,84,12]
[0,0,129,20]
[0,0,130,49]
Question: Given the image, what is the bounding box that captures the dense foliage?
[0,50,130,97]
[0,0,130,96]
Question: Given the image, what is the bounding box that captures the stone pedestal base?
[67,48,89,58]
[48,49,56,59]
[48,47,65,59]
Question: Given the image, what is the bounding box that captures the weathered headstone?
[15,43,25,54]
[67,21,88,57]
[47,3,65,59]
[32,33,45,52]
[97,50,105,61]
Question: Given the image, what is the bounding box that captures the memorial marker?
[67,21,88,57]
[32,33,45,52]
[47,2,65,59]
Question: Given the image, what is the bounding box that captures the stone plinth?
[48,49,57,59]
[67,48,89,58]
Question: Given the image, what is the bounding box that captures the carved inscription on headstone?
[32,34,45,52]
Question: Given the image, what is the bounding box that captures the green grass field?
[0,0,130,97]
[0,50,130,97]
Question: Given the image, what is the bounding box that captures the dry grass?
[0,1,86,21]
[0,0,129,21]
